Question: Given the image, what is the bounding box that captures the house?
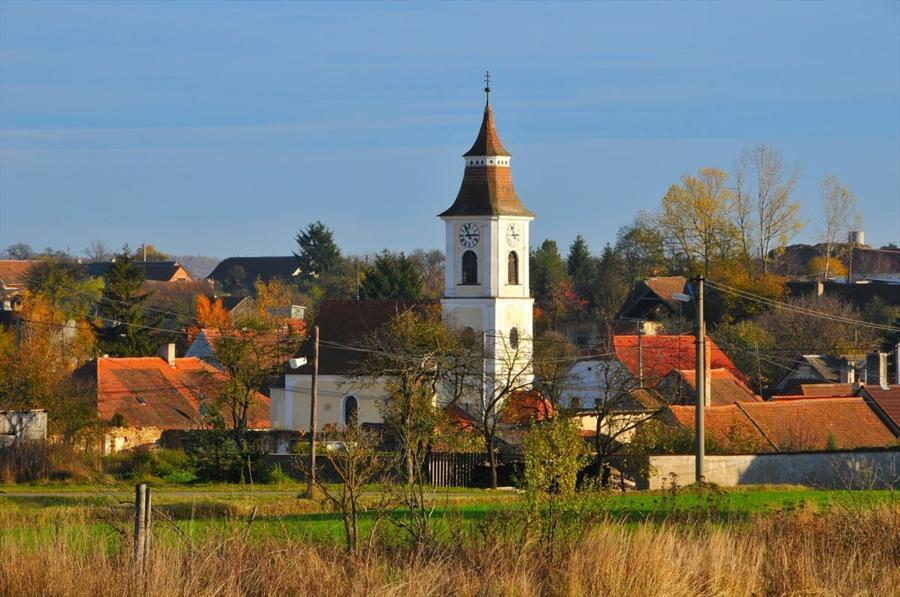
[617,276,689,321]
[786,279,900,311]
[771,354,861,395]
[849,245,900,283]
[74,344,269,453]
[220,295,257,321]
[207,257,301,295]
[860,385,900,436]
[0,259,38,313]
[666,397,896,452]
[86,260,193,282]
[273,89,537,432]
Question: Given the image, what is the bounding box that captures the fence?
[426,451,487,487]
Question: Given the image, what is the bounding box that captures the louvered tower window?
[507,251,519,285]
[462,251,478,285]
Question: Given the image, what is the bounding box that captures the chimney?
[839,359,855,384]
[865,351,887,387]
[158,343,177,367]
[815,279,824,297]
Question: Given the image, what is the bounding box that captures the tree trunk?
[487,434,498,490]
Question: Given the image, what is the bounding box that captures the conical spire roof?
[439,102,533,218]
[463,104,511,157]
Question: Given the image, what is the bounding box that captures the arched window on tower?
[343,395,359,428]
[461,251,478,285]
[507,251,519,285]
[509,327,520,349]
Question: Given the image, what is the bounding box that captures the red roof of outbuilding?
[77,356,269,430]
[0,260,38,289]
[613,335,742,383]
[861,385,900,432]
[671,368,762,405]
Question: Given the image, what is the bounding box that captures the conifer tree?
[93,248,160,356]
[359,251,422,300]
[293,221,342,289]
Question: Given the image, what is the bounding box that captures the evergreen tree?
[359,251,422,300]
[93,248,161,356]
[566,235,598,316]
[530,239,568,305]
[594,244,631,319]
[293,221,342,288]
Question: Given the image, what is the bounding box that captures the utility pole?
[693,276,706,484]
[308,325,319,496]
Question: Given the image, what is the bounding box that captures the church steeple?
[439,80,533,218]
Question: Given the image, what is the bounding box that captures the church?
[270,84,536,431]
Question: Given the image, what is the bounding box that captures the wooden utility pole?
[308,325,319,496]
[693,276,706,484]
[133,483,152,569]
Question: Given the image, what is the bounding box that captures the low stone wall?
[640,449,899,490]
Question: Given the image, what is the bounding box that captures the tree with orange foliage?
[196,294,231,329]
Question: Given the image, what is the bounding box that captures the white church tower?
[439,77,535,392]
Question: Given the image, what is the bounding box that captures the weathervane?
[484,70,491,105]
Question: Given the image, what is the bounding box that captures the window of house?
[507,251,519,285]
[343,395,359,428]
[509,327,519,349]
[461,251,478,285]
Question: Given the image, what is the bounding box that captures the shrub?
[184,430,272,483]
[102,446,196,483]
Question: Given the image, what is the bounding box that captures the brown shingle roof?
[861,385,900,434]
[463,104,510,157]
[294,300,437,376]
[0,260,38,289]
[439,104,533,218]
[77,356,269,430]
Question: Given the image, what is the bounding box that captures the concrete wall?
[642,450,899,490]
[0,410,47,446]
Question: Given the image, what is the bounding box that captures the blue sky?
[1,1,898,258]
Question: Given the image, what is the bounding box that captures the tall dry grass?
[0,506,897,596]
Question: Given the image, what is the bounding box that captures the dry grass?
[0,504,897,596]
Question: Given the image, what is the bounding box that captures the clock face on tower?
[458,223,480,248]
[506,223,521,248]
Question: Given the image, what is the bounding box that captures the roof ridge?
[734,402,779,451]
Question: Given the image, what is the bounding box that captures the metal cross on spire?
[484,70,492,105]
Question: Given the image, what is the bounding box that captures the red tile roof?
[861,385,900,433]
[644,277,689,307]
[668,404,771,451]
[613,335,743,384]
[738,398,895,451]
[499,390,554,425]
[798,383,856,397]
[0,260,38,289]
[77,356,269,430]
[671,368,762,405]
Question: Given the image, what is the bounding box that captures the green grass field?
[1,482,895,548]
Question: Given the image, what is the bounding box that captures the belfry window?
[461,251,478,285]
[507,251,519,285]
[509,327,520,349]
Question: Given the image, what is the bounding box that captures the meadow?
[0,482,897,596]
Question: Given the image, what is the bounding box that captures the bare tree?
[300,426,396,554]
[3,242,34,260]
[84,240,111,262]
[733,145,803,275]
[409,249,445,299]
[819,174,861,279]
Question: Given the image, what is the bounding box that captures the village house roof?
[206,257,300,291]
[0,260,38,289]
[617,276,688,320]
[74,356,269,430]
[439,103,533,218]
[668,397,896,452]
[86,260,192,282]
[667,368,762,406]
[612,334,743,384]
[292,300,438,376]
[861,385,900,435]
[786,280,900,310]
[668,404,770,451]
[850,246,900,280]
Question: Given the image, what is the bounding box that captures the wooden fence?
[426,451,487,487]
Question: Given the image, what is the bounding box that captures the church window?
[343,395,359,427]
[507,251,519,285]
[509,327,520,349]
[461,251,478,285]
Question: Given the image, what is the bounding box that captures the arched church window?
[507,251,519,285]
[509,327,519,349]
[461,251,478,285]
[343,395,359,428]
